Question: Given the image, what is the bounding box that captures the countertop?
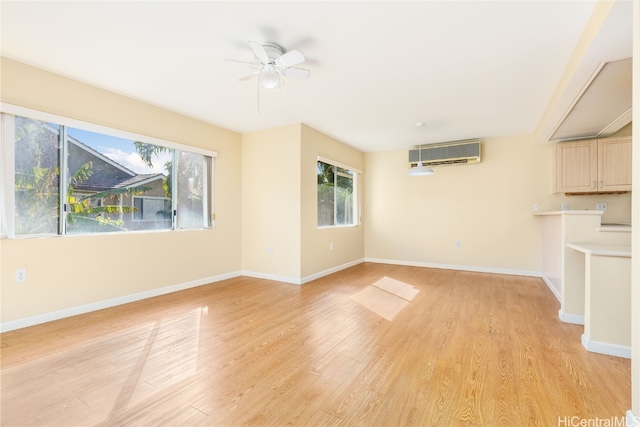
[533,210,605,216]
[533,211,631,232]
[598,224,632,232]
[566,243,632,257]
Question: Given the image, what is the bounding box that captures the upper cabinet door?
[556,139,598,193]
[598,137,632,192]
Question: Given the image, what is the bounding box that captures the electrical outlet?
[596,202,608,211]
[561,203,568,211]
[329,242,334,251]
[455,241,462,249]
[15,269,26,283]
[532,203,539,212]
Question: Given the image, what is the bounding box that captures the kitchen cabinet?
[555,136,632,193]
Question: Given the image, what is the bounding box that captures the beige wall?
[300,124,364,279]
[241,124,302,280]
[364,132,631,273]
[1,57,242,325]
[241,123,365,282]
[1,58,365,327]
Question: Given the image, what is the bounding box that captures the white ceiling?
[0,1,629,152]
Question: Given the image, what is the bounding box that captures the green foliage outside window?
[317,161,354,227]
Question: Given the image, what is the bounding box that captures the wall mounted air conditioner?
[409,139,481,167]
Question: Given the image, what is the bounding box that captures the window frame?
[1,103,217,238]
[132,196,172,222]
[316,155,361,229]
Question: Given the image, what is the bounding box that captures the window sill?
[317,224,360,230]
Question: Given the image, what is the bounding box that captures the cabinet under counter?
[533,210,630,323]
[565,243,631,358]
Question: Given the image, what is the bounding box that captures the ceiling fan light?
[408,163,434,176]
[409,124,434,176]
[259,69,280,89]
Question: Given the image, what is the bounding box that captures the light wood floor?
[1,263,631,426]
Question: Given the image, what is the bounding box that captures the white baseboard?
[627,410,640,427]
[0,271,242,333]
[364,257,541,278]
[540,274,561,302]
[559,309,585,325]
[363,260,589,327]
[365,259,568,319]
[241,271,302,285]
[581,334,631,359]
[1,259,363,332]
[300,258,364,284]
[242,258,365,285]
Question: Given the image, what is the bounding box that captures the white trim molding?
[242,258,365,286]
[2,260,367,331]
[581,334,631,359]
[317,155,362,174]
[301,258,364,284]
[241,271,302,285]
[364,257,541,278]
[1,103,218,158]
[0,271,242,333]
[540,274,561,302]
[559,309,585,325]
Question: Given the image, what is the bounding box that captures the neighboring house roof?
[21,119,166,194]
[69,136,137,176]
[115,174,165,189]
[66,134,165,193]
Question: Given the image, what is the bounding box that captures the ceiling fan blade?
[238,71,259,81]
[225,58,262,68]
[248,41,269,63]
[283,67,310,81]
[276,50,305,68]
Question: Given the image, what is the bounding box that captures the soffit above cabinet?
[549,57,632,142]
[535,0,632,144]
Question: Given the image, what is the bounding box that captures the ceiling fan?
[228,41,311,90]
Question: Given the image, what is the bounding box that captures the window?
[175,150,211,230]
[317,157,360,227]
[2,106,216,238]
[13,117,60,235]
[133,197,171,221]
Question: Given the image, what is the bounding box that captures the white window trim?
[1,103,218,158]
[316,156,361,228]
[1,114,16,238]
[59,125,69,234]
[317,155,361,174]
[171,149,178,229]
[2,103,218,237]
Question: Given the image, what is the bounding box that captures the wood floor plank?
[1,263,631,426]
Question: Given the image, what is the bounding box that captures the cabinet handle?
[599,180,603,189]
[593,181,596,189]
